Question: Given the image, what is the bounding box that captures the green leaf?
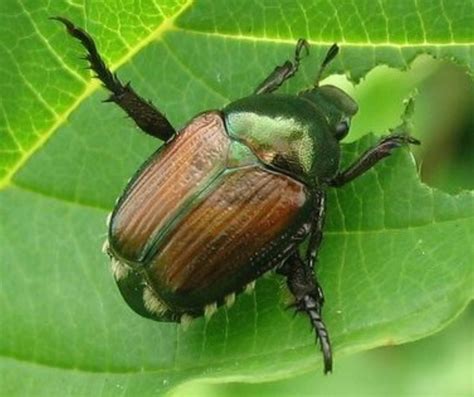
[174,304,474,396]
[0,0,473,395]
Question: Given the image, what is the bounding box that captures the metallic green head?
[299,84,358,141]
[300,43,358,141]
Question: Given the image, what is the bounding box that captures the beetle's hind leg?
[278,252,332,373]
[52,17,175,141]
[253,39,309,95]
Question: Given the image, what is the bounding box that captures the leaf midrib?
[170,27,474,47]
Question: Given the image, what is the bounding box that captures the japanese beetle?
[54,18,419,374]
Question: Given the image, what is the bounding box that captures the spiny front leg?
[52,17,175,141]
[279,252,332,373]
[330,134,420,187]
[253,39,309,95]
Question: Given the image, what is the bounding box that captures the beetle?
[54,17,419,374]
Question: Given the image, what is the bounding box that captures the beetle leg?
[306,191,326,270]
[52,17,175,141]
[329,134,420,187]
[253,39,309,95]
[279,252,332,374]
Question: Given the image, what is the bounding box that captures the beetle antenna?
[315,43,339,86]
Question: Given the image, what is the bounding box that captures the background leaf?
[0,0,473,395]
[174,304,474,396]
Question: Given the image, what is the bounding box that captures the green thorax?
[223,94,340,187]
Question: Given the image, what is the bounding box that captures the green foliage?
[175,304,474,396]
[0,1,472,396]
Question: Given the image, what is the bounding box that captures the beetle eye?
[334,119,350,140]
